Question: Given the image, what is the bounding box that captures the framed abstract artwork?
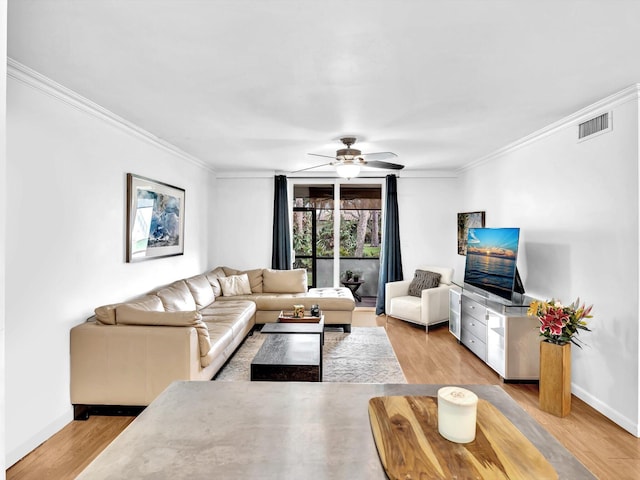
[457,211,485,255]
[126,173,185,262]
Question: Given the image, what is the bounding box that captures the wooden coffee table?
[250,333,321,382]
[261,314,324,344]
[260,314,324,377]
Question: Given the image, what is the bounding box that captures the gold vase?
[539,340,571,417]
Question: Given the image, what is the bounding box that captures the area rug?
[214,326,407,383]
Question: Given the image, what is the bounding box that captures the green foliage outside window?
[293,207,380,259]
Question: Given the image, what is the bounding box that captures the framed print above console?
[126,173,185,262]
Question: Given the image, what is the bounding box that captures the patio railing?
[315,258,379,298]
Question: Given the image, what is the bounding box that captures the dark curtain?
[376,175,404,315]
[271,175,292,270]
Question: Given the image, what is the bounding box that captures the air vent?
[578,112,611,140]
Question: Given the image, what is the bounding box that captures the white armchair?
[385,266,454,330]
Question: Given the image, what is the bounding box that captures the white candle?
[437,386,479,443]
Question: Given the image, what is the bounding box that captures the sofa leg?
[343,324,351,333]
[74,404,89,421]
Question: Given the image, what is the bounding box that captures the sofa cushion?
[389,295,422,321]
[95,295,164,325]
[222,266,241,276]
[219,274,252,296]
[241,268,264,293]
[205,267,226,297]
[94,303,119,325]
[408,270,441,297]
[185,274,216,309]
[114,305,213,367]
[200,323,234,367]
[262,268,307,293]
[156,280,197,312]
[116,305,200,326]
[255,290,355,312]
[200,299,257,337]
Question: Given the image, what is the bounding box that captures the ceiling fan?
[296,137,404,178]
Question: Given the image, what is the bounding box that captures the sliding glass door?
[292,180,382,300]
[292,185,334,288]
[338,185,382,300]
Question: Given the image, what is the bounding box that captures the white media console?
[449,284,540,381]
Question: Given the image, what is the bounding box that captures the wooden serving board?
[278,311,322,323]
[368,396,557,480]
[278,316,322,323]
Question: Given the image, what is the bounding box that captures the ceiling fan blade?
[361,151,398,161]
[365,160,405,170]
[308,153,337,159]
[291,162,333,173]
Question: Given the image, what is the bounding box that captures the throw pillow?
[219,273,252,296]
[407,270,442,297]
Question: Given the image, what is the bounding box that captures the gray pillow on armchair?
[407,270,442,297]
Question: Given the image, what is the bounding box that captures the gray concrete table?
[77,382,595,479]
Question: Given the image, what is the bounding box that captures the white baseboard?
[6,407,73,468]
[572,383,639,437]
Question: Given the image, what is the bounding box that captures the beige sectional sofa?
[70,266,355,419]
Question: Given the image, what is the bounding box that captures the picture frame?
[126,173,185,262]
[457,211,485,256]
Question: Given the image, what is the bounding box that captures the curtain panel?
[271,175,292,269]
[376,175,404,315]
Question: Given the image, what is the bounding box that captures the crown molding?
[459,83,640,173]
[216,170,279,179]
[395,169,458,179]
[7,58,215,173]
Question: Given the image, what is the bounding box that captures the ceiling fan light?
[335,163,361,179]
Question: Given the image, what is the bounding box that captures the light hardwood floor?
[7,309,640,479]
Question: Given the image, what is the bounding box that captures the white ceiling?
[8,1,640,176]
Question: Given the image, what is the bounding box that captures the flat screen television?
[464,227,522,301]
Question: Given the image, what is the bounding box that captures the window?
[339,186,382,259]
[292,183,381,291]
[293,185,335,288]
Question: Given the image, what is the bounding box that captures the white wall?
[396,177,460,278]
[5,70,215,465]
[1,1,8,477]
[210,176,274,269]
[458,88,640,435]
